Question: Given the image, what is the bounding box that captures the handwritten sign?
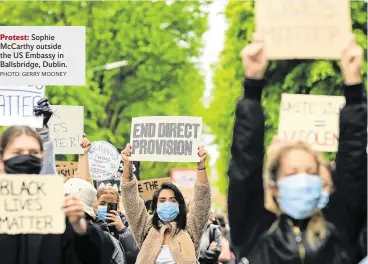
[0,85,45,128]
[278,94,345,152]
[255,0,352,59]
[88,141,120,181]
[0,174,65,234]
[56,161,78,182]
[138,177,171,201]
[170,168,196,187]
[48,105,84,154]
[130,116,202,162]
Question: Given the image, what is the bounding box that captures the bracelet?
[197,167,206,170]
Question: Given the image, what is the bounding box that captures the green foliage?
[207,1,367,195]
[0,0,208,179]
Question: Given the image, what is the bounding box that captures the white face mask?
[277,173,329,219]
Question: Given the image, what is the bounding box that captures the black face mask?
[4,155,42,174]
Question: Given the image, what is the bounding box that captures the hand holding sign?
[341,34,363,85]
[33,97,53,129]
[80,133,91,155]
[63,195,87,234]
[197,145,208,169]
[241,33,268,80]
[121,143,134,183]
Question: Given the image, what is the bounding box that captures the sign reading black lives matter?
[130,116,202,162]
[0,26,85,86]
[48,105,84,155]
[88,141,121,181]
[0,174,65,234]
[0,85,45,128]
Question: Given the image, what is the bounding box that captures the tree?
[0,1,208,179]
[207,1,367,195]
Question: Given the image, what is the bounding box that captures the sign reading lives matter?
[0,26,85,85]
[0,85,45,128]
[48,105,84,155]
[88,141,121,181]
[130,116,202,162]
[0,174,65,234]
[278,94,346,152]
[255,0,351,59]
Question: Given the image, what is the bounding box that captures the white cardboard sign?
[130,116,202,162]
[48,105,84,155]
[88,141,120,181]
[0,174,65,234]
[0,85,45,128]
[278,94,345,152]
[255,0,352,59]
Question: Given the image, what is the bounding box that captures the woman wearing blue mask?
[120,143,211,264]
[228,33,366,264]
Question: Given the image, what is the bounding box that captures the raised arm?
[227,35,275,259]
[76,134,93,184]
[34,97,57,175]
[120,143,151,248]
[187,146,212,254]
[334,36,367,246]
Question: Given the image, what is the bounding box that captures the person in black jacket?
[199,214,222,264]
[96,185,140,264]
[228,33,367,264]
[0,99,114,264]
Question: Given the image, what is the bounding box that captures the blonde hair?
[95,185,125,213]
[96,185,120,202]
[264,141,330,247]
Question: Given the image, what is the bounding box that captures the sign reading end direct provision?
[130,116,202,163]
[0,26,85,85]
[88,141,120,181]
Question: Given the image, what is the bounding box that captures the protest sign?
[170,168,196,187]
[48,105,84,155]
[138,177,171,201]
[88,141,120,181]
[94,156,140,191]
[0,174,65,234]
[0,85,45,128]
[56,161,78,182]
[255,0,352,59]
[130,116,202,162]
[278,94,345,152]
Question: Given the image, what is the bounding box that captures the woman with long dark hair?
[120,143,212,264]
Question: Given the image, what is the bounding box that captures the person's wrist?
[72,218,87,235]
[197,162,206,170]
[117,224,125,232]
[245,72,264,80]
[344,74,362,86]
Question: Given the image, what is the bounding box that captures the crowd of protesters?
[0,33,366,264]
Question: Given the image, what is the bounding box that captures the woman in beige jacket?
[120,143,212,264]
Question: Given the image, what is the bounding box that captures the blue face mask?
[277,173,329,220]
[157,202,179,222]
[97,206,107,221]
